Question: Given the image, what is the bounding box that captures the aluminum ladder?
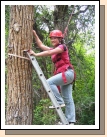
[26,51,69,125]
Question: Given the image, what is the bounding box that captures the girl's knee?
[47,79,50,83]
[47,78,52,85]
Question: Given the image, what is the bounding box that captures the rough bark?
[53,5,68,31]
[6,5,34,125]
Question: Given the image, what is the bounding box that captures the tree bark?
[54,5,68,31]
[6,5,34,125]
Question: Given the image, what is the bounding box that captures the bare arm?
[33,30,50,51]
[29,47,63,57]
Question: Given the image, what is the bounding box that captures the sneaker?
[57,121,63,125]
[57,121,75,125]
[69,122,74,125]
[57,121,74,125]
[49,104,65,109]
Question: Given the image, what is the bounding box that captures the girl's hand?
[28,49,36,56]
[33,30,36,35]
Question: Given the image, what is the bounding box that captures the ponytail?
[61,39,66,44]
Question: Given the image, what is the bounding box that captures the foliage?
[76,96,95,125]
[5,5,10,113]
[33,98,58,125]
[5,5,10,57]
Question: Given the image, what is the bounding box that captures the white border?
[1,1,99,129]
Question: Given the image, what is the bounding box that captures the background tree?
[6,5,34,125]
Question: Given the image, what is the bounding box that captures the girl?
[29,30,76,125]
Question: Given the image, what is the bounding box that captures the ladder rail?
[27,52,69,125]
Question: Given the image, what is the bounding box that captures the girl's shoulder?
[58,44,67,51]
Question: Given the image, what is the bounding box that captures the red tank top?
[51,44,76,83]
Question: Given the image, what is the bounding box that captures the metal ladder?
[26,52,69,125]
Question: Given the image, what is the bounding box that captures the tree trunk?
[54,5,68,31]
[6,5,34,125]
